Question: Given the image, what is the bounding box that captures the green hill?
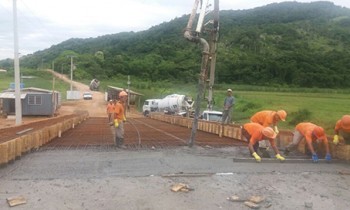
[1,1,350,88]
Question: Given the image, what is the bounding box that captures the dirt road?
[0,70,107,128]
[48,70,107,117]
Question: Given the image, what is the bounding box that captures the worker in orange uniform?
[285,122,331,163]
[106,100,114,123]
[250,110,287,133]
[250,110,287,156]
[242,122,285,162]
[113,91,128,148]
[333,115,350,145]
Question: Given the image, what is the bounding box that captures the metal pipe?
[207,0,220,110]
[184,0,211,147]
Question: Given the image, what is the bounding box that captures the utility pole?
[13,0,22,125]
[69,56,74,91]
[127,75,131,113]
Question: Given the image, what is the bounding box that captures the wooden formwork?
[7,140,16,163]
[334,145,350,160]
[14,137,22,159]
[0,143,8,166]
[0,112,89,167]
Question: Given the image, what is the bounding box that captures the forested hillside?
[1,1,350,88]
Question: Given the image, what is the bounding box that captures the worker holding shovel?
[242,122,285,162]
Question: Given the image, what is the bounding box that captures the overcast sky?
[0,0,349,60]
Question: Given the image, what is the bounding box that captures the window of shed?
[28,95,42,105]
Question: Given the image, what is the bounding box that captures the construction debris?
[227,195,266,209]
[6,195,27,207]
[249,195,265,203]
[339,170,350,175]
[244,201,260,209]
[170,183,194,192]
[227,195,246,202]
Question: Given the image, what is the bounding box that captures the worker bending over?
[250,110,287,156]
[285,122,331,163]
[333,115,350,145]
[250,110,287,133]
[242,122,285,162]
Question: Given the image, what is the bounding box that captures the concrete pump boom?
[184,0,219,147]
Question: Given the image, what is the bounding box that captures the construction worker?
[242,122,285,162]
[250,110,287,157]
[222,89,235,124]
[285,122,331,163]
[106,100,114,123]
[113,91,128,148]
[333,115,350,145]
[250,110,287,133]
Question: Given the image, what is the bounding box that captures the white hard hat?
[227,89,232,92]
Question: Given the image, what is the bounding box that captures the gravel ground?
[0,147,349,210]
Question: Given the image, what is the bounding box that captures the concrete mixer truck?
[143,94,194,116]
[89,79,100,91]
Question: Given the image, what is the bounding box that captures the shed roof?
[0,92,27,99]
[3,87,59,94]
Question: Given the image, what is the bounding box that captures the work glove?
[312,153,319,163]
[276,154,285,162]
[333,135,339,145]
[274,126,279,134]
[114,119,119,128]
[325,153,332,162]
[252,152,261,162]
[123,116,126,122]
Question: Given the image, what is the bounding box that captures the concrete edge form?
[0,112,89,167]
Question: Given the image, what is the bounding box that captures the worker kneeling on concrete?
[242,123,285,162]
[333,115,350,145]
[113,91,128,148]
[285,122,331,163]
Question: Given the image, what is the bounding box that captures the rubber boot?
[115,137,120,147]
[120,138,126,149]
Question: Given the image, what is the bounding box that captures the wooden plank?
[16,128,33,135]
[6,195,26,207]
[233,157,345,163]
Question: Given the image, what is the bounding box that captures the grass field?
[1,70,349,134]
[230,90,350,132]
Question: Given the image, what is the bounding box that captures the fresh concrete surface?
[1,146,349,210]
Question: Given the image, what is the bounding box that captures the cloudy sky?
[0,0,349,60]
